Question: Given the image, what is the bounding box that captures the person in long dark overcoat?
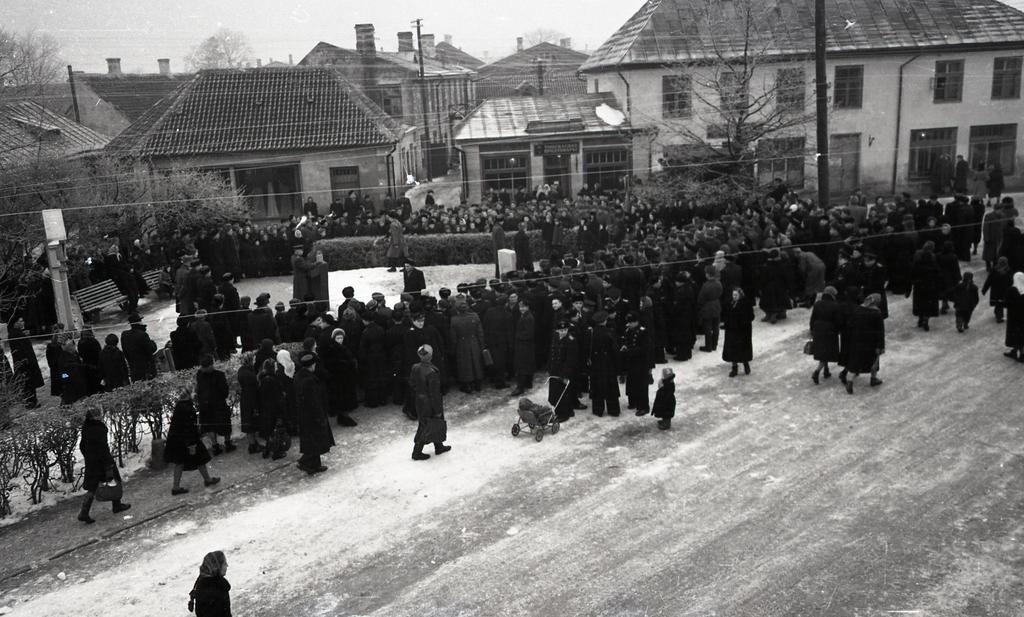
[291,246,312,301]
[164,391,218,495]
[588,311,620,417]
[907,243,942,330]
[651,367,676,430]
[482,297,514,388]
[410,344,450,460]
[620,311,653,415]
[511,302,536,395]
[358,312,390,408]
[385,217,408,272]
[75,328,102,396]
[257,359,286,459]
[195,355,234,455]
[842,294,886,394]
[236,352,261,454]
[294,352,334,474]
[58,340,88,405]
[697,268,723,352]
[1004,272,1024,360]
[492,221,506,278]
[276,350,298,434]
[121,314,157,382]
[982,257,1013,322]
[722,287,754,377]
[449,301,486,392]
[189,551,232,617]
[514,222,534,273]
[809,287,842,384]
[671,272,697,361]
[45,327,65,398]
[936,241,962,314]
[6,317,43,407]
[248,297,280,346]
[78,409,131,524]
[321,328,359,426]
[548,319,579,421]
[171,316,202,371]
[98,333,130,391]
[758,249,791,323]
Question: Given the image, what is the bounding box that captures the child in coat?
[651,368,676,430]
[951,271,980,333]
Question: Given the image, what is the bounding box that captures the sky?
[4,0,645,74]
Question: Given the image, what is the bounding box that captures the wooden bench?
[141,269,162,292]
[73,279,127,314]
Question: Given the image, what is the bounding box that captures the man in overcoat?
[6,317,43,407]
[511,301,536,395]
[449,298,486,392]
[295,352,334,474]
[588,310,620,417]
[120,313,157,382]
[548,319,579,421]
[410,344,450,461]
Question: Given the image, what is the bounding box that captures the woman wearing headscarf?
[907,241,942,331]
[321,328,359,427]
[275,349,298,434]
[809,286,842,384]
[78,409,131,524]
[196,354,234,455]
[294,351,334,475]
[188,550,232,617]
[257,358,286,459]
[236,351,261,454]
[1003,272,1024,361]
[164,389,219,495]
[59,339,88,406]
[6,317,44,407]
[410,344,450,460]
[982,257,1013,323]
[843,294,885,394]
[722,287,754,377]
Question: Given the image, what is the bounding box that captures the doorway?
[543,153,572,198]
[829,133,861,197]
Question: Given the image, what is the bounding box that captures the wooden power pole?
[413,18,433,181]
[814,0,830,208]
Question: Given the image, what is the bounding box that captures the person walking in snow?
[164,389,220,496]
[78,409,131,524]
[651,367,677,430]
[188,550,232,617]
[295,351,334,474]
[841,294,886,394]
[410,344,450,461]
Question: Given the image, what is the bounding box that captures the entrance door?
[543,153,572,198]
[829,133,860,196]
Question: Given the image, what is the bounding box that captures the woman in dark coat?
[58,340,88,406]
[757,249,791,323]
[171,316,202,371]
[513,222,534,272]
[982,257,1013,322]
[722,287,754,377]
[357,312,390,407]
[164,390,219,494]
[236,352,261,454]
[78,410,130,523]
[189,550,232,617]
[6,317,44,407]
[670,273,697,361]
[321,328,359,426]
[98,333,130,391]
[651,367,676,430]
[908,243,942,331]
[275,350,298,435]
[195,354,234,455]
[257,359,286,459]
[294,352,334,474]
[809,287,842,384]
[936,241,962,313]
[1004,272,1024,360]
[843,294,885,394]
[77,328,102,396]
[45,326,65,397]
[449,301,486,392]
[512,302,536,395]
[410,344,449,460]
[482,298,514,388]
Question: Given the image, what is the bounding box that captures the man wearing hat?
[294,351,334,474]
[120,313,157,383]
[218,272,242,342]
[291,246,312,304]
[409,344,450,461]
[402,259,426,295]
[620,311,652,415]
[547,319,578,421]
[588,310,620,417]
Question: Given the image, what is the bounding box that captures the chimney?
[355,23,376,56]
[560,38,572,49]
[397,31,415,53]
[288,54,293,65]
[106,58,122,75]
[422,33,436,59]
[516,37,524,52]
[157,58,170,75]
[444,34,453,45]
[256,58,263,67]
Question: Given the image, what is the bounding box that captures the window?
[584,149,631,192]
[933,60,964,102]
[970,124,1017,175]
[719,71,748,114]
[992,57,1022,99]
[833,65,863,108]
[662,74,692,118]
[593,78,599,93]
[380,86,403,118]
[329,166,360,204]
[776,68,805,113]
[481,153,529,191]
[756,137,806,188]
[908,127,957,180]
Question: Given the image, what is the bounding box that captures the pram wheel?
[534,430,544,442]
[511,424,520,437]
[551,421,560,435]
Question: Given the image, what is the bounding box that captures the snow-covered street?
[2,257,1023,616]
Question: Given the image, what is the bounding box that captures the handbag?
[481,348,494,367]
[802,340,814,355]
[272,421,292,454]
[94,479,123,502]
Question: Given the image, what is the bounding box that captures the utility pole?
[536,59,545,95]
[67,65,81,123]
[814,0,830,208]
[413,18,433,181]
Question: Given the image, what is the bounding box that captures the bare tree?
[0,28,63,104]
[647,0,818,207]
[185,28,254,70]
[521,28,566,48]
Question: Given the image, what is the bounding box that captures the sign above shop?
[534,142,579,156]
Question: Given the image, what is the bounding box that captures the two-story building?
[105,67,418,221]
[580,0,1024,199]
[299,25,477,177]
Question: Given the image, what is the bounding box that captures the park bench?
[72,279,127,314]
[141,269,162,292]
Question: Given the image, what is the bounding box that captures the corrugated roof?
[454,92,629,142]
[0,101,110,167]
[78,73,190,121]
[106,67,405,157]
[580,0,1024,72]
[435,42,485,69]
[476,42,590,99]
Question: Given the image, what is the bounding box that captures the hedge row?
[0,345,303,519]
[315,230,579,271]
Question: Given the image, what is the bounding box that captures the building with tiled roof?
[475,41,589,101]
[436,40,485,70]
[580,0,1024,199]
[0,101,110,168]
[454,93,638,203]
[107,67,420,220]
[299,25,478,178]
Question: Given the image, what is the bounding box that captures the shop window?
[234,164,301,221]
[481,153,529,191]
[329,166,360,204]
[584,149,630,192]
[908,127,957,180]
[970,124,1017,175]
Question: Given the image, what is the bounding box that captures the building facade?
[580,0,1024,199]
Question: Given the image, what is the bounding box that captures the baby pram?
[511,378,568,442]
